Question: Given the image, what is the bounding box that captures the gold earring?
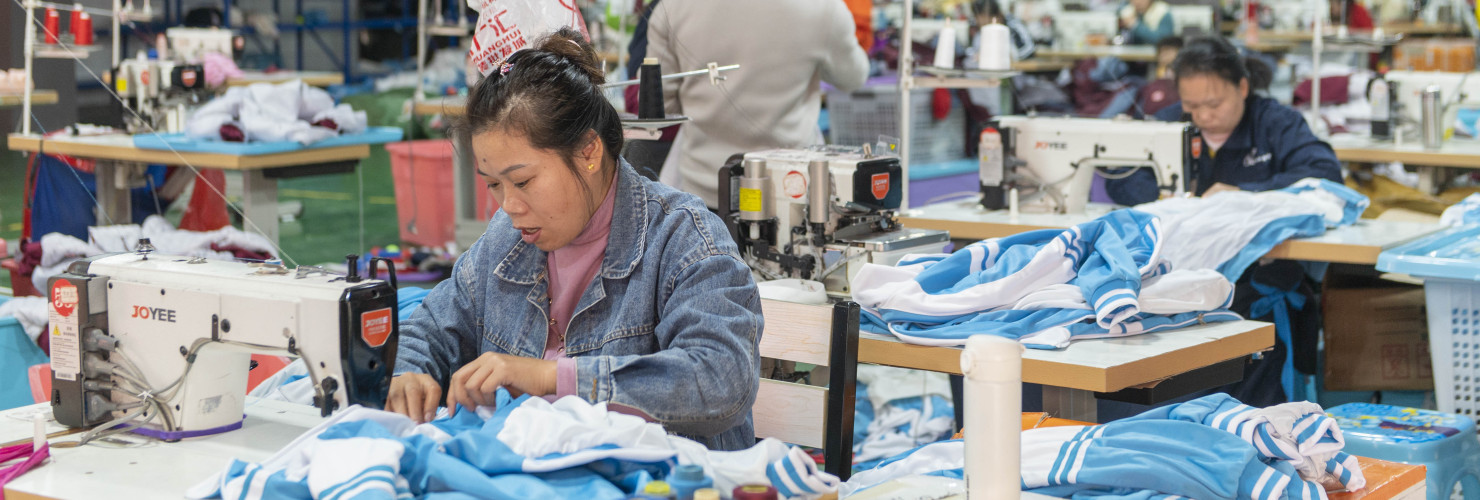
[587,164,596,171]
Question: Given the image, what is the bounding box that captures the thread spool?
[44,8,60,44]
[70,5,82,41]
[638,57,664,119]
[73,11,93,46]
[732,485,778,500]
[933,22,956,68]
[978,24,1011,71]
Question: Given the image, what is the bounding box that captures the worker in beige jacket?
[647,0,870,209]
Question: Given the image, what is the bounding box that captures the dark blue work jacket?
[1105,95,1343,205]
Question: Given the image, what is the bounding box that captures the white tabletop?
[1328,136,1480,169]
[899,200,1443,265]
[4,399,324,500]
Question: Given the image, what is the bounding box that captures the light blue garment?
[1276,178,1371,227]
[200,393,670,500]
[394,160,762,451]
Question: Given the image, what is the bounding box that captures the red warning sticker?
[52,281,77,318]
[361,307,393,348]
[871,173,890,200]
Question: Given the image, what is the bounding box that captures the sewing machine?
[111,28,238,133]
[1053,11,1117,49]
[47,248,398,437]
[1385,70,1480,136]
[718,148,950,296]
[984,116,1194,213]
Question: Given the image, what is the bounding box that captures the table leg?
[1417,165,1437,194]
[92,161,132,226]
[1042,385,1097,423]
[451,128,485,247]
[240,169,279,244]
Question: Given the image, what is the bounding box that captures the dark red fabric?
[1343,3,1374,29]
[1292,74,1351,107]
[312,119,339,131]
[932,88,951,120]
[1070,58,1116,118]
[220,123,245,142]
[209,243,273,261]
[17,241,42,276]
[1138,79,1180,117]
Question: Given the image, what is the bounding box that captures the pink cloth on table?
[202,52,245,87]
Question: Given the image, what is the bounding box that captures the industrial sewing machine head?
[111,27,240,133]
[718,148,950,296]
[981,116,1195,214]
[47,248,397,439]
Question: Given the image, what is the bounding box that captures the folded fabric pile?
[189,392,840,500]
[28,215,277,293]
[185,79,367,145]
[841,394,1364,499]
[1441,193,1480,227]
[851,366,955,470]
[852,178,1368,348]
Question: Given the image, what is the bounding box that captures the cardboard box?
[1324,283,1432,391]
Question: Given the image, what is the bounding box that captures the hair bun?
[537,27,605,86]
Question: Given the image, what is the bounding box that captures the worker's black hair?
[1171,36,1271,92]
[1155,35,1183,52]
[460,27,624,199]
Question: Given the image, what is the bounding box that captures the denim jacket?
[395,160,763,451]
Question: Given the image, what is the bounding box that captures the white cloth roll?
[933,24,956,68]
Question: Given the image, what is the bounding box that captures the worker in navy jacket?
[1106,37,1343,206]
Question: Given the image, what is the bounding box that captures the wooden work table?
[1037,45,1158,63]
[225,70,345,88]
[1332,136,1480,193]
[6,133,372,243]
[899,200,1444,265]
[0,90,57,107]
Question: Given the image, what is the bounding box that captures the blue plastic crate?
[1378,224,1480,418]
[0,296,49,410]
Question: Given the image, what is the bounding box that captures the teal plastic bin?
[1377,224,1480,419]
[1329,403,1480,500]
[0,296,49,410]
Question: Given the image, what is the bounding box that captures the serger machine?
[47,246,397,438]
[719,148,950,295]
[111,27,240,133]
[982,116,1195,213]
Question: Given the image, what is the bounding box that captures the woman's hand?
[446,353,558,416]
[1202,182,1242,197]
[387,372,442,424]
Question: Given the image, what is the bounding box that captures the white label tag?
[48,300,80,382]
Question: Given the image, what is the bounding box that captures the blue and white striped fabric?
[842,394,1362,499]
[1277,178,1370,227]
[1120,393,1365,493]
[188,393,836,500]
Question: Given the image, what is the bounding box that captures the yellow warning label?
[116,77,127,93]
[739,188,762,213]
[52,326,60,336]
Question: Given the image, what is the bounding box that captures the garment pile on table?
[853,178,1369,348]
[188,391,840,500]
[842,394,1364,499]
[21,215,276,294]
[185,79,367,145]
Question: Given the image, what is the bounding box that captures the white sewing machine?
[985,116,1194,214]
[47,247,398,438]
[112,27,239,133]
[1053,11,1118,49]
[719,148,950,296]
[1384,70,1480,135]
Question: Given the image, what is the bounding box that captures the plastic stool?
[1329,403,1480,500]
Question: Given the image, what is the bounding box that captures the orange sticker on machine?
[361,308,393,348]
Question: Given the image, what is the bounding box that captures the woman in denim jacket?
[387,28,764,451]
